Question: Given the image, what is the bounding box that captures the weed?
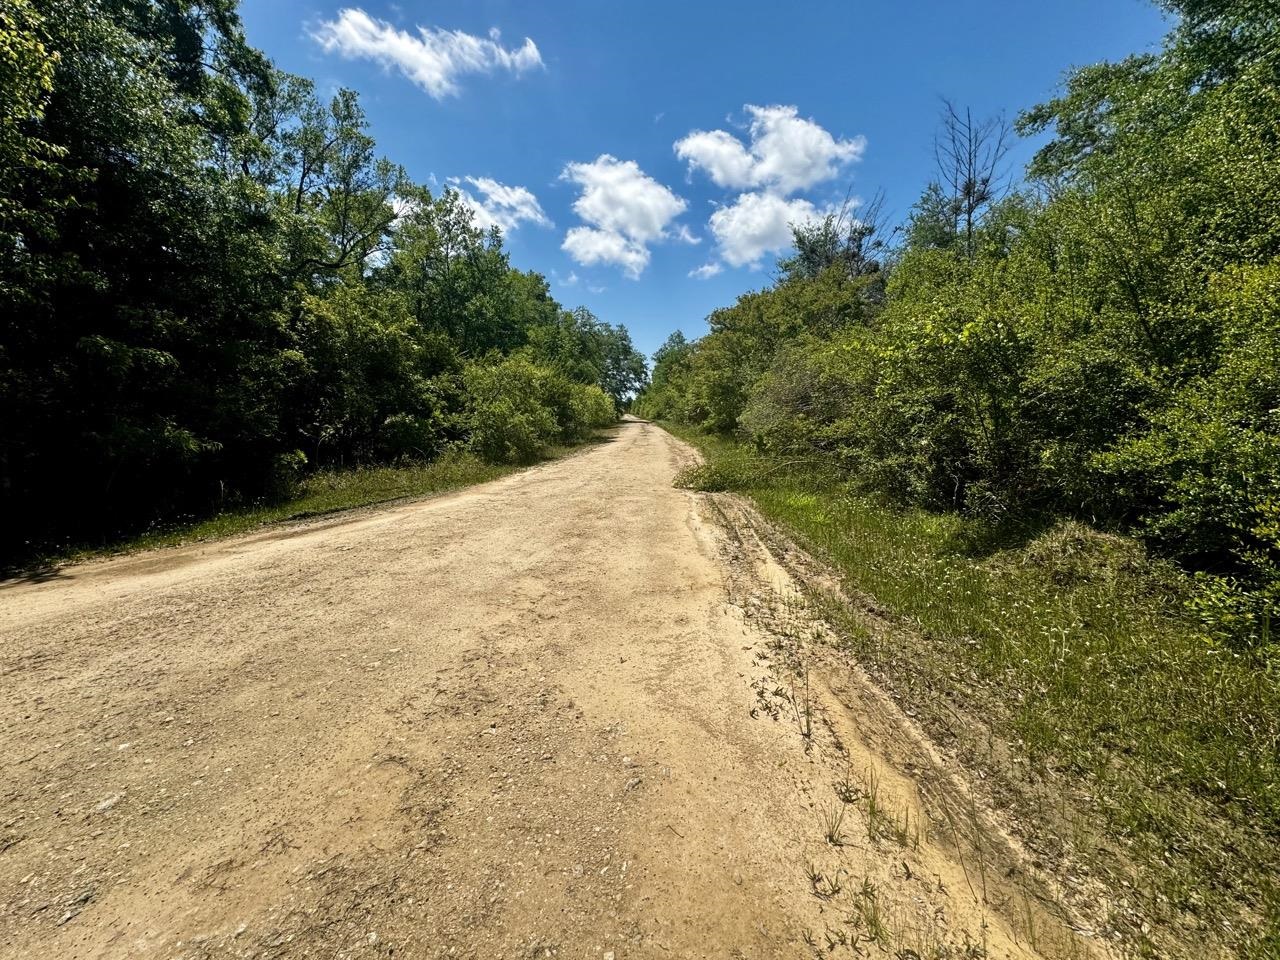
[820,801,848,846]
[805,861,845,900]
[789,667,813,741]
[834,770,863,805]
[853,877,887,946]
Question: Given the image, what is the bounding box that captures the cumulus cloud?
[708,192,827,269]
[312,8,543,99]
[674,105,865,274]
[451,176,551,233]
[675,104,864,195]
[675,129,756,190]
[560,155,687,279]
[562,228,650,278]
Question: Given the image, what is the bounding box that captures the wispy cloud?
[450,176,551,233]
[312,8,543,99]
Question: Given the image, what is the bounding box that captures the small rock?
[95,794,122,813]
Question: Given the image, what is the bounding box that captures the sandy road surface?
[0,420,1106,960]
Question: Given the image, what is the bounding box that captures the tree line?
[637,0,1280,653]
[0,0,646,560]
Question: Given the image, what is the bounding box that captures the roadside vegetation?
[669,426,1278,957]
[641,2,1280,954]
[0,0,644,567]
[25,436,615,569]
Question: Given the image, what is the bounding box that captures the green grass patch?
[665,422,1280,959]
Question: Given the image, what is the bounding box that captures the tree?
[933,100,1012,260]
[0,0,635,559]
[0,0,59,245]
[777,193,890,290]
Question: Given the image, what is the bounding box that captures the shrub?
[567,383,617,436]
[463,358,558,464]
[462,357,615,464]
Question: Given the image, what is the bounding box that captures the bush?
[265,449,308,501]
[567,383,617,436]
[463,358,558,464]
[462,357,616,464]
[375,412,449,463]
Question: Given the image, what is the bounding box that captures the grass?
[664,422,1280,959]
[820,800,848,846]
[12,440,600,574]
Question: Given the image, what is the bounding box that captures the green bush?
[462,356,616,464]
[567,382,617,437]
[463,358,559,464]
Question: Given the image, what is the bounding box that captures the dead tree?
[934,100,1012,260]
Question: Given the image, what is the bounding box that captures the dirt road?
[0,420,1107,959]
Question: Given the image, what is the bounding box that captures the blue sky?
[239,0,1171,358]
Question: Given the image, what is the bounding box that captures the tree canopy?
[0,0,646,558]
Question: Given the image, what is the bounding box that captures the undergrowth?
[9,441,598,574]
[667,422,1280,959]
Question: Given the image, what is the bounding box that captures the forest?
[638,0,1279,658]
[0,0,645,561]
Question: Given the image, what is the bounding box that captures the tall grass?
[667,424,1280,958]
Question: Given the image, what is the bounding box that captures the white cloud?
[708,192,827,269]
[391,194,421,222]
[562,227,650,279]
[559,155,687,279]
[312,8,543,99]
[562,155,686,244]
[451,176,551,232]
[689,262,723,279]
[675,104,865,195]
[675,129,756,190]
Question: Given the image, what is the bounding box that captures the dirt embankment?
[0,420,1113,959]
